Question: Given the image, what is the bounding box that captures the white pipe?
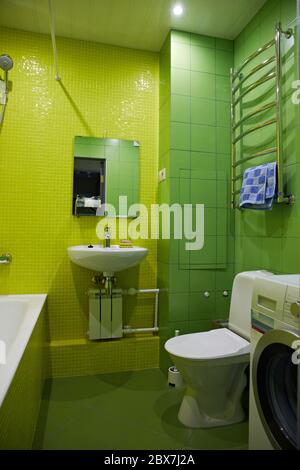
[123,327,159,335]
[135,289,159,294]
[122,288,159,295]
[48,0,61,81]
[122,288,160,333]
[154,290,159,329]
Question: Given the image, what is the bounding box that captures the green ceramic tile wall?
[158,31,234,372]
[158,34,171,371]
[234,0,300,276]
[159,0,299,374]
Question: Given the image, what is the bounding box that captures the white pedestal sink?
[68,244,148,276]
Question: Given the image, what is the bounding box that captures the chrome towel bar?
[232,39,275,81]
[232,71,276,107]
[232,56,276,94]
[233,102,276,131]
[230,23,294,209]
[232,118,277,145]
[232,147,277,168]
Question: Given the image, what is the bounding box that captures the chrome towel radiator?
[230,23,294,209]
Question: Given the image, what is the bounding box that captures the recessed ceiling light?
[173,4,183,16]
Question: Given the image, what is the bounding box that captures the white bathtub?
[0,295,47,407]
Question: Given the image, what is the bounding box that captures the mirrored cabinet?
[73,136,140,217]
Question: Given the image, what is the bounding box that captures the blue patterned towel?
[240,162,277,210]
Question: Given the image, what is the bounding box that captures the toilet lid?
[165,328,250,360]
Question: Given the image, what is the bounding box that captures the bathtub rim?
[0,294,47,408]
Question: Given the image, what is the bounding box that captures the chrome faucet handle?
[0,253,12,264]
[104,224,112,239]
[104,224,111,248]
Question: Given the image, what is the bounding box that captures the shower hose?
[0,94,6,126]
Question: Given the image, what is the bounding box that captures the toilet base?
[178,392,246,428]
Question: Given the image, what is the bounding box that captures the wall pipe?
[122,288,159,334]
[48,0,61,81]
[123,327,159,334]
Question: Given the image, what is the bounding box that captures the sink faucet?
[0,253,12,264]
[104,224,111,248]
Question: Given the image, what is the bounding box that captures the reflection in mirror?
[73,157,105,216]
[73,136,140,217]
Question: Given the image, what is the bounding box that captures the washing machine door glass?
[253,329,299,450]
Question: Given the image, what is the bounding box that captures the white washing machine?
[249,275,300,450]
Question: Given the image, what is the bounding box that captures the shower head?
[0,55,13,125]
[0,54,13,72]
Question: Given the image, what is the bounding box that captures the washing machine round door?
[252,328,300,450]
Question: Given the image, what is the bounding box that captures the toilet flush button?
[290,302,300,318]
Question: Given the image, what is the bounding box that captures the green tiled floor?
[33,369,248,450]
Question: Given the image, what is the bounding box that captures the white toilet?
[164,270,273,429]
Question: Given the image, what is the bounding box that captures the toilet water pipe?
[122,288,159,334]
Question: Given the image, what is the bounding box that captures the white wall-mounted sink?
[68,245,148,276]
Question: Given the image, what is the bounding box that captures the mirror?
[73,136,140,217]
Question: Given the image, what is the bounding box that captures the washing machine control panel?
[252,275,300,329]
[283,285,300,327]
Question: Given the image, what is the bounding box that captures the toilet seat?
[165,328,250,360]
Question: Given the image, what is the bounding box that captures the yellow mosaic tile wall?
[50,336,159,378]
[0,27,159,373]
[0,302,47,449]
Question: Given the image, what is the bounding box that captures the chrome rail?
[233,118,277,145]
[230,23,294,209]
[232,56,276,94]
[232,71,276,107]
[233,101,276,131]
[230,66,236,208]
[275,25,284,202]
[232,39,275,81]
[232,147,277,168]
[232,174,243,182]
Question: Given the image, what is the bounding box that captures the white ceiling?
[0,0,267,52]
